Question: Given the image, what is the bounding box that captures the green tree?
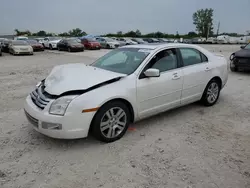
[124,31,137,37]
[36,30,47,36]
[116,31,123,37]
[135,29,141,37]
[187,31,198,38]
[68,28,86,37]
[193,8,214,38]
[14,29,31,36]
[14,29,20,35]
[175,31,180,38]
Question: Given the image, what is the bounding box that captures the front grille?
[30,84,53,110]
[235,57,250,65]
[25,110,38,128]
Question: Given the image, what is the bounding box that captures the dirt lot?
[0,45,249,188]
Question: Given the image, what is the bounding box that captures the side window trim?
[138,48,180,79]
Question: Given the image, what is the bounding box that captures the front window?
[91,48,151,74]
[245,43,250,49]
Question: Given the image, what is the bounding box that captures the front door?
[136,48,183,119]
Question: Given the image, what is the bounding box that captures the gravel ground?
[0,45,249,188]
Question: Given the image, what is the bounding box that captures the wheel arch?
[210,76,222,89]
[202,76,222,97]
[89,98,135,133]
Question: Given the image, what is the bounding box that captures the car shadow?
[27,102,206,151]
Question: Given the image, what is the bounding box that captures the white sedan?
[24,43,228,142]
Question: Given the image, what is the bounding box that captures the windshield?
[12,41,29,45]
[27,40,38,44]
[245,43,250,49]
[105,38,115,42]
[91,48,151,74]
[135,38,144,42]
[49,37,61,41]
[67,39,80,44]
[87,38,97,42]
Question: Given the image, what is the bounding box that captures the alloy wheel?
[207,82,219,104]
[100,107,127,138]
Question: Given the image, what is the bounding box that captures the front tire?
[201,80,221,106]
[230,66,238,72]
[91,101,131,143]
[49,44,53,50]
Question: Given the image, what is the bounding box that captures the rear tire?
[201,79,221,106]
[91,101,131,143]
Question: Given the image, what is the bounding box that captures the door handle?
[172,73,181,80]
[205,67,211,71]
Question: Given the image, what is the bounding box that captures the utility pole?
[216,21,220,37]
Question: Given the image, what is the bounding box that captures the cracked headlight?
[49,95,78,116]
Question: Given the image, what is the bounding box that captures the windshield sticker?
[138,49,152,54]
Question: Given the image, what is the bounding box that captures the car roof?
[120,43,199,50]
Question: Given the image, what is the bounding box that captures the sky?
[0,0,250,35]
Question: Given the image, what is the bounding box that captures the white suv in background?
[43,37,62,50]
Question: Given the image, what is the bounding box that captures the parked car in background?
[96,37,120,49]
[34,38,44,44]
[9,40,33,55]
[43,37,62,50]
[0,39,10,52]
[116,38,137,45]
[26,40,44,51]
[151,38,160,43]
[131,38,147,44]
[14,36,28,40]
[230,43,250,72]
[24,43,228,142]
[81,38,101,50]
[143,38,154,43]
[158,38,169,43]
[57,38,84,52]
[206,37,217,44]
[112,38,126,46]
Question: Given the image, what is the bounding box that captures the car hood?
[234,49,250,58]
[50,40,61,43]
[13,45,31,48]
[44,63,126,95]
[107,41,119,45]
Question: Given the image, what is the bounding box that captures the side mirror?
[144,68,160,78]
[240,45,245,49]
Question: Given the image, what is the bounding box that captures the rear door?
[178,48,211,105]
